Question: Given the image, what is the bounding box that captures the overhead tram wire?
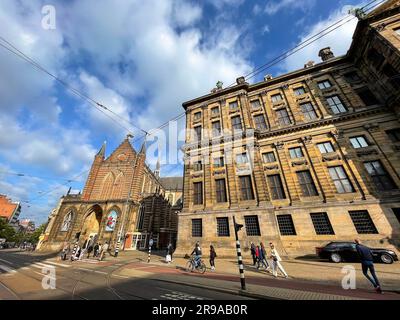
[3,0,385,206]
[0,170,79,182]
[0,36,147,135]
[130,0,387,143]
[224,0,385,88]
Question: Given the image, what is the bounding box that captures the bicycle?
[185,255,206,274]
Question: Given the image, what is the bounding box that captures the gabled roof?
[105,137,137,162]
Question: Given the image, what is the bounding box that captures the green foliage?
[0,218,17,242]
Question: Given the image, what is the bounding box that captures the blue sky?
[0,0,375,224]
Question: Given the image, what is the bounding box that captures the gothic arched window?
[100,172,114,199]
[61,211,73,232]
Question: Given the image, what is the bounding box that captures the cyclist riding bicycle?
[191,242,202,268]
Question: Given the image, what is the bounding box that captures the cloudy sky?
[0,0,378,224]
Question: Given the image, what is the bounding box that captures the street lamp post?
[233,215,246,290]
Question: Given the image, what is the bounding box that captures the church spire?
[96,141,106,158]
[155,155,161,179]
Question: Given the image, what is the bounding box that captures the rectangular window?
[386,129,400,142]
[262,152,276,163]
[392,208,400,224]
[193,126,202,141]
[213,156,224,168]
[254,114,268,130]
[212,120,221,137]
[229,101,238,110]
[239,175,255,201]
[297,170,318,196]
[328,166,355,193]
[276,109,291,125]
[356,87,379,106]
[327,95,347,114]
[211,106,220,115]
[277,215,296,236]
[193,112,201,120]
[382,63,400,89]
[244,215,261,236]
[349,210,378,234]
[268,174,286,200]
[294,87,306,96]
[300,102,318,120]
[310,213,334,235]
[350,136,369,148]
[215,178,227,203]
[368,48,385,69]
[192,219,202,237]
[344,71,361,82]
[289,147,303,159]
[231,116,242,130]
[271,93,283,103]
[193,160,202,171]
[364,160,397,191]
[318,80,332,89]
[236,153,248,164]
[251,100,261,109]
[317,142,334,154]
[216,217,230,237]
[193,182,203,205]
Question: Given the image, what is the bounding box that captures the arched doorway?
[80,205,102,246]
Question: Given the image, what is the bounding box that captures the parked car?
[316,242,398,264]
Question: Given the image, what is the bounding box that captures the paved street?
[0,249,252,300]
[1,248,399,300]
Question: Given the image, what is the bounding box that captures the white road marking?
[78,268,93,272]
[94,271,107,275]
[32,270,56,280]
[111,274,128,279]
[0,258,14,266]
[0,264,16,274]
[44,261,71,268]
[32,263,54,269]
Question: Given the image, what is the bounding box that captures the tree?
[0,218,17,242]
[26,223,46,244]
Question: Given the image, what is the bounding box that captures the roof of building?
[159,177,183,191]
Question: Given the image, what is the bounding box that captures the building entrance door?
[131,233,148,250]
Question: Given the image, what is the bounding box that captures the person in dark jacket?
[250,242,257,266]
[191,242,202,268]
[209,245,217,271]
[355,239,382,293]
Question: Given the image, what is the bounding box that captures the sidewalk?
[114,250,400,300]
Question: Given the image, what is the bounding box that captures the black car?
[316,242,398,264]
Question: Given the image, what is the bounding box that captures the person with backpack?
[209,245,217,271]
[258,242,270,271]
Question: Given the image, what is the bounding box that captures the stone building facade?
[176,1,400,257]
[39,136,178,252]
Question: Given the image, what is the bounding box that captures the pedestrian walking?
[209,245,217,271]
[73,245,81,261]
[93,243,100,258]
[165,243,173,264]
[258,242,270,271]
[250,242,257,266]
[99,242,109,261]
[79,247,86,260]
[269,243,288,278]
[355,239,382,293]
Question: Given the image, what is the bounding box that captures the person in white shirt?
[269,242,288,278]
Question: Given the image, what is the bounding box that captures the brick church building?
[39,136,178,252]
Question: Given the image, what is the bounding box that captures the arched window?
[100,172,114,199]
[61,211,73,232]
[105,210,118,232]
[112,172,124,199]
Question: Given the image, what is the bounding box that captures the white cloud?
[262,25,270,34]
[283,4,361,72]
[264,0,316,15]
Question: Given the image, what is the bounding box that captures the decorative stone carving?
[318,47,334,62]
[322,153,341,162]
[213,169,226,176]
[264,74,273,81]
[332,129,344,140]
[281,84,289,90]
[356,148,379,157]
[304,61,315,68]
[363,123,380,132]
[236,76,248,85]
[291,159,308,167]
[264,164,279,170]
[274,141,285,150]
[302,136,313,144]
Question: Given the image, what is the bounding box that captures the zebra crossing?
[0,258,71,276]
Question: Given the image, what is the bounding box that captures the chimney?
[318,47,335,62]
[264,74,273,81]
